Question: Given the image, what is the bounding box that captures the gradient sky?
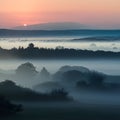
[0,0,120,29]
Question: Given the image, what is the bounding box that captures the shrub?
[0,95,23,117]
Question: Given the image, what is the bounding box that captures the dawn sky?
[0,0,120,29]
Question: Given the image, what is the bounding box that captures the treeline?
[0,43,120,59]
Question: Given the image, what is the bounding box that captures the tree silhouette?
[50,88,70,101]
[16,62,37,76]
[0,80,72,102]
[28,43,34,49]
[0,43,119,59]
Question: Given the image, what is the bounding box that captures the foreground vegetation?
[0,80,71,102]
[4,102,120,120]
[0,96,22,117]
[0,80,72,117]
[0,43,120,59]
[1,63,120,119]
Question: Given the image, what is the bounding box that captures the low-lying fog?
[0,37,120,51]
[0,61,120,105]
[0,59,120,75]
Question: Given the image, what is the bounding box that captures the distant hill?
[13,22,89,30]
[0,29,120,37]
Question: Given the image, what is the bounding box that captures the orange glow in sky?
[0,0,120,29]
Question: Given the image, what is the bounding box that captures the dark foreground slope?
[0,80,71,102]
[4,102,120,120]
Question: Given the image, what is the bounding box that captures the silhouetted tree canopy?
[0,80,71,101]
[16,62,38,76]
[28,43,34,49]
[38,67,51,81]
[40,67,50,77]
[62,70,85,82]
[50,88,70,100]
[88,71,106,87]
[0,43,119,59]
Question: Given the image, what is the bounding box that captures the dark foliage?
[0,80,71,102]
[0,43,120,59]
[0,95,23,117]
[89,71,106,87]
[50,88,71,101]
[76,71,106,89]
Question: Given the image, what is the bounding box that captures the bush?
[49,88,71,101]
[0,95,23,117]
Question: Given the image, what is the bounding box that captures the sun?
[23,24,27,27]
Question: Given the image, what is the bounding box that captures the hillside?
[13,22,88,30]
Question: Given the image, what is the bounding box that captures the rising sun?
[23,24,27,27]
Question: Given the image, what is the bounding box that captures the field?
[4,102,120,120]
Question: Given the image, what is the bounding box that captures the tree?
[16,62,37,76]
[50,88,70,101]
[28,43,34,49]
[40,67,51,81]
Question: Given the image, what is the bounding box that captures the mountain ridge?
[13,22,89,30]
